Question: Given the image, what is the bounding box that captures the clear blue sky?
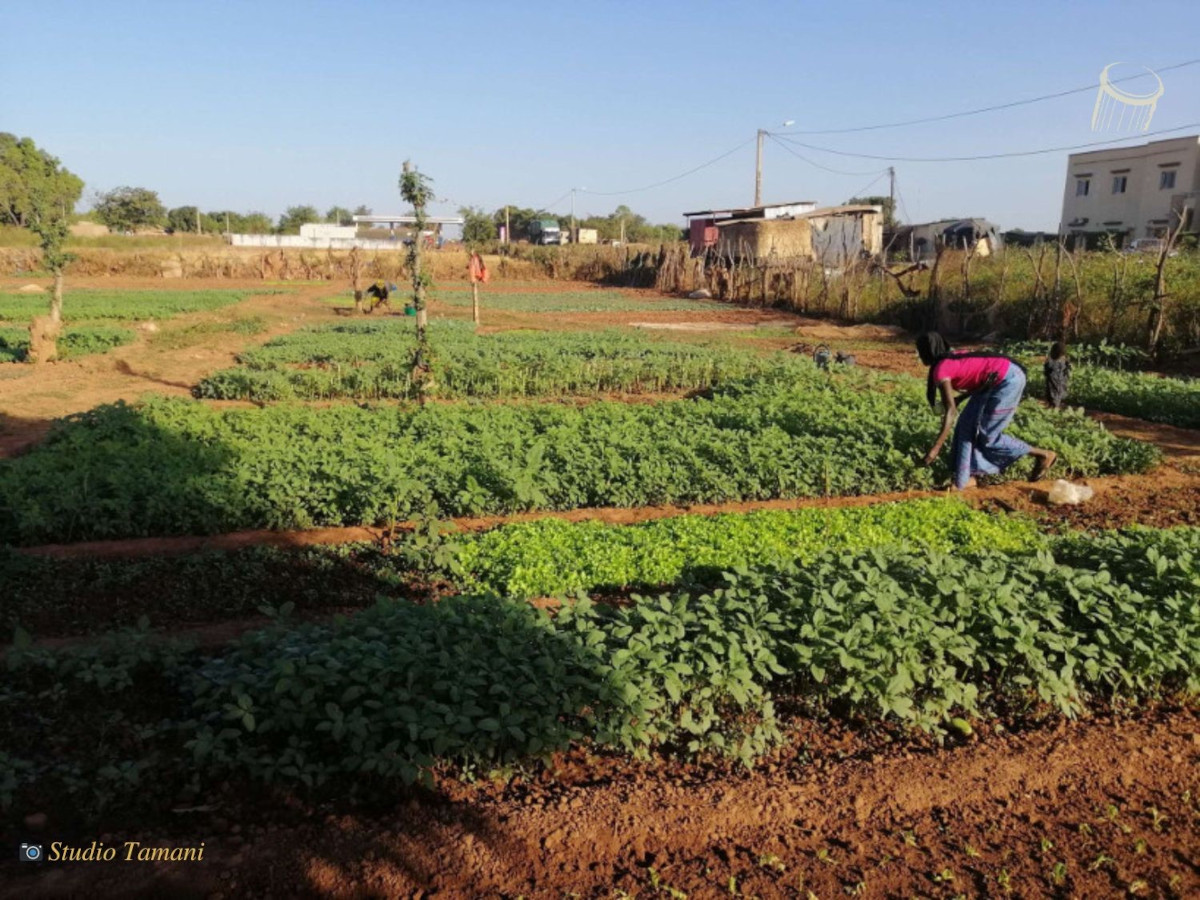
[3,0,1198,231]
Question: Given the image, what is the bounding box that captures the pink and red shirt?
[931,354,1011,394]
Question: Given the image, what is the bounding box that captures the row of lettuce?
[1,498,1039,637]
[0,366,1158,545]
[4,520,1197,821]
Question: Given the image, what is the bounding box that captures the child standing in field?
[1043,341,1071,410]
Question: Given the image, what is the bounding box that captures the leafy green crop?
[1002,339,1150,371]
[0,289,271,324]
[0,498,1035,638]
[4,526,1197,817]
[0,324,135,362]
[1002,341,1198,429]
[1028,364,1200,429]
[0,371,1157,545]
[430,289,722,312]
[0,542,389,638]
[449,498,1043,598]
[195,320,788,401]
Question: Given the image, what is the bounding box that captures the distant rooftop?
[353,214,465,225]
[682,201,817,218]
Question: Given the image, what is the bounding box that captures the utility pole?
[754,129,765,207]
[504,205,510,245]
[754,121,793,208]
[196,207,201,235]
[570,188,576,244]
[888,166,896,225]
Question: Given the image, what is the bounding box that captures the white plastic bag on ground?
[1046,479,1094,505]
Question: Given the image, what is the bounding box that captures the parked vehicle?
[529,218,563,245]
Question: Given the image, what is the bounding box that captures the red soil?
[5,708,1197,898]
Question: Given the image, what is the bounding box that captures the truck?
[529,218,563,245]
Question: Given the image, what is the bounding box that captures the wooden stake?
[472,281,480,325]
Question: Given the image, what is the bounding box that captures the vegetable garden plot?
[447,498,1042,598]
[0,497,1036,637]
[1028,364,1200,430]
[195,320,798,401]
[0,324,134,362]
[431,289,724,313]
[0,372,1157,545]
[0,289,282,363]
[0,289,269,324]
[1002,341,1199,429]
[4,526,1197,817]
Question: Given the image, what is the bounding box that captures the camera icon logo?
[20,843,43,862]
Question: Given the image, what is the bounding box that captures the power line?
[895,184,912,225]
[579,136,757,196]
[773,123,1200,163]
[534,189,573,213]
[844,171,889,203]
[774,58,1200,136]
[765,133,884,176]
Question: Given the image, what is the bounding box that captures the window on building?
[1160,170,1177,190]
[1076,178,1090,196]
[1112,176,1127,194]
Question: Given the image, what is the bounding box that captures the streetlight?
[755,119,794,207]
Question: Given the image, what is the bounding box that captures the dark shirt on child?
[1044,358,1071,408]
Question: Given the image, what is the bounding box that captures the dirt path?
[6,708,1197,898]
[0,281,344,455]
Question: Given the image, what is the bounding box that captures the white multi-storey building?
[1060,135,1199,244]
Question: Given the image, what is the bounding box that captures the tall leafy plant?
[399,161,435,402]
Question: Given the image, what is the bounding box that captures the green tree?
[492,206,540,241]
[276,205,320,234]
[207,210,241,233]
[93,186,166,232]
[353,204,372,218]
[166,205,201,234]
[846,195,897,229]
[325,206,353,225]
[13,137,83,360]
[0,133,84,229]
[459,205,496,245]
[241,212,273,234]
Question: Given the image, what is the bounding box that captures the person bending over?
[916,332,1057,489]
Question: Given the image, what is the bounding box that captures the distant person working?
[916,332,1057,489]
[364,281,398,313]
